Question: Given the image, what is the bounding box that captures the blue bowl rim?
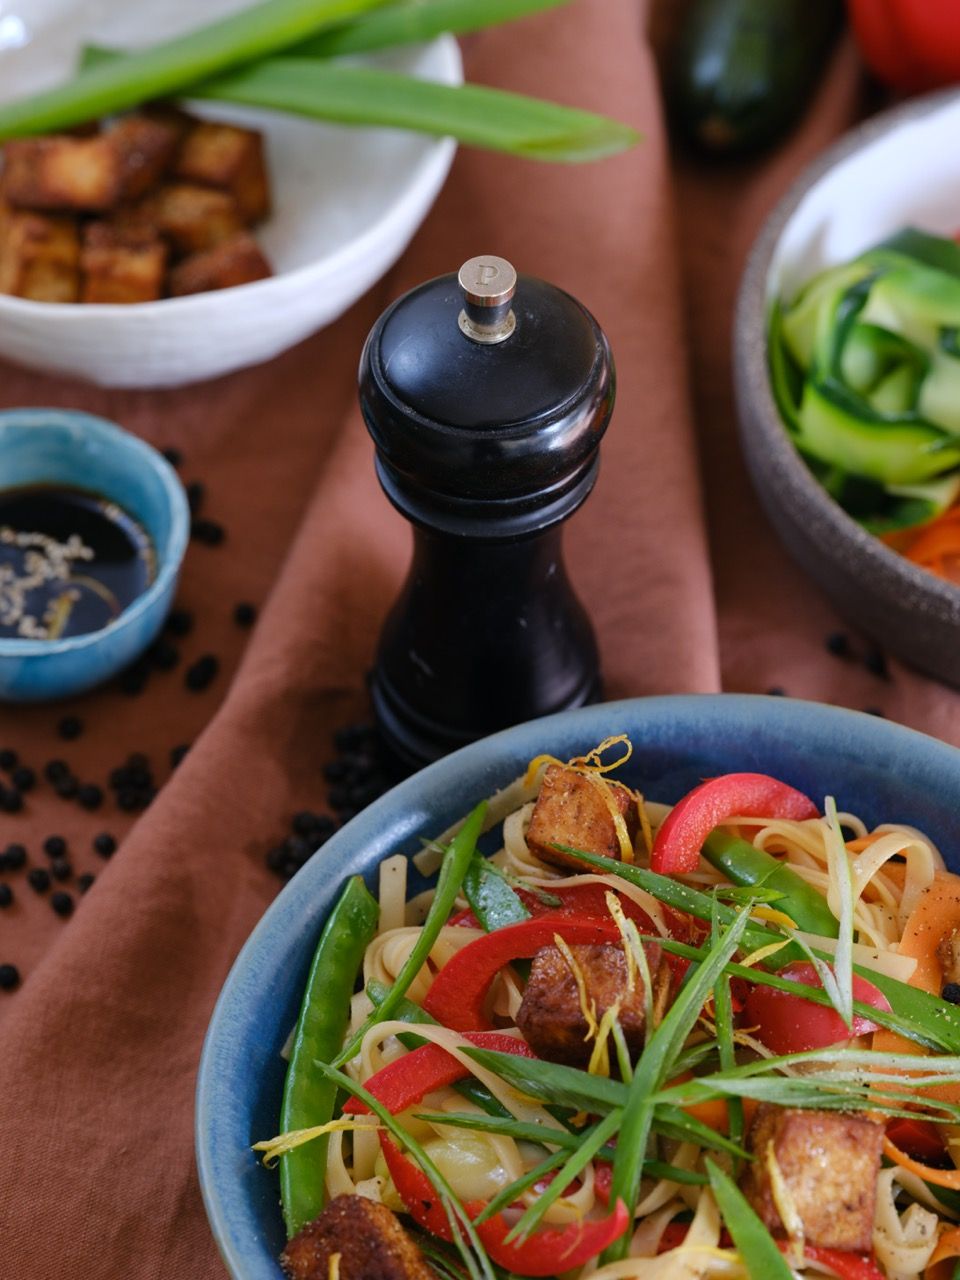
[0,407,190,656]
[194,692,960,1280]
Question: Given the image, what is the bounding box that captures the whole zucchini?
[668,0,844,154]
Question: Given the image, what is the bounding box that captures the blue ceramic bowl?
[196,693,960,1280]
[0,408,189,701]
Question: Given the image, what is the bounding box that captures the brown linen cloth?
[0,2,955,1276]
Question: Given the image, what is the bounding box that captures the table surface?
[1,3,956,1278]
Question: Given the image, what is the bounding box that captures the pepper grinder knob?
[360,255,616,772]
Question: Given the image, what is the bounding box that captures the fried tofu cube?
[143,182,244,254]
[108,114,182,200]
[0,205,79,301]
[525,764,639,871]
[2,135,123,211]
[173,121,270,223]
[80,221,167,304]
[516,941,666,1065]
[281,1195,433,1280]
[168,233,271,296]
[742,1105,884,1252]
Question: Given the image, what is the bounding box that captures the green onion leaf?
[0,0,385,138]
[705,1159,794,1279]
[195,59,639,162]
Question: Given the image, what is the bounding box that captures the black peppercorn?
[27,867,50,893]
[0,787,23,813]
[77,783,104,811]
[292,810,323,837]
[185,654,219,692]
[161,446,184,468]
[0,748,18,770]
[766,686,787,697]
[233,601,257,628]
[0,963,19,991]
[50,891,73,918]
[44,759,69,782]
[50,858,71,882]
[170,743,190,768]
[93,832,117,858]
[186,481,206,513]
[11,765,35,792]
[148,639,180,671]
[3,843,26,871]
[165,607,194,637]
[119,661,150,695]
[57,715,83,741]
[77,873,95,894]
[943,983,960,1004]
[54,775,79,799]
[864,646,890,680]
[0,884,12,907]
[824,631,850,658]
[191,518,225,546]
[43,835,67,858]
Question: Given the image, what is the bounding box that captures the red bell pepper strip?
[422,915,624,1031]
[778,1242,885,1280]
[742,961,891,1054]
[380,1134,630,1276]
[848,0,960,91]
[885,1115,949,1166]
[650,773,819,876]
[343,1030,534,1115]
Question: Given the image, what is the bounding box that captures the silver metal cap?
[457,254,517,344]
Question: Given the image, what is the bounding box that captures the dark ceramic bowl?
[735,91,960,687]
[195,693,960,1280]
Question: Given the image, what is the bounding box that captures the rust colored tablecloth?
[0,2,955,1276]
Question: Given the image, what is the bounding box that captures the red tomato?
[743,962,891,1054]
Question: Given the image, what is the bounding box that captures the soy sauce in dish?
[0,486,155,641]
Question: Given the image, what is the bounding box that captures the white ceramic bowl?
[735,90,960,687]
[0,2,461,387]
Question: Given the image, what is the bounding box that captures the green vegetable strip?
[562,845,960,1052]
[713,972,743,1168]
[604,908,753,1264]
[705,1160,794,1280]
[334,801,486,1067]
[297,0,569,57]
[196,60,640,162]
[279,875,379,1237]
[462,855,530,932]
[702,830,838,937]
[315,1061,495,1280]
[474,1147,569,1224]
[0,0,385,138]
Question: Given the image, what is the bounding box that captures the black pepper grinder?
[360,255,615,772]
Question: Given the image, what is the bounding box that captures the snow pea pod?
[702,830,839,938]
[279,874,379,1237]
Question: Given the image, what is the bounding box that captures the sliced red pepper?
[380,1134,630,1276]
[742,962,891,1054]
[342,1030,534,1116]
[778,1241,885,1280]
[422,915,623,1031]
[886,1116,949,1166]
[657,1220,690,1252]
[650,773,819,876]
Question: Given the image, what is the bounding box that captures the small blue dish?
[195,693,960,1280]
[0,408,189,701]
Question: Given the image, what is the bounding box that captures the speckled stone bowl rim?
[195,692,960,1280]
[0,407,190,656]
[735,89,960,628]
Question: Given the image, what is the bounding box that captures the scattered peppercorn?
[943,983,960,1004]
[57,715,83,740]
[864,645,890,680]
[54,775,78,799]
[148,638,180,671]
[186,481,206,513]
[864,707,886,718]
[77,873,95,894]
[161,446,184,468]
[170,743,190,768]
[825,631,850,658]
[118,660,150,696]
[766,686,787,696]
[93,833,117,858]
[191,518,225,546]
[43,835,67,858]
[11,765,35,791]
[77,783,104,811]
[165,607,194,637]
[50,858,71,882]
[44,759,69,783]
[0,786,23,813]
[0,884,12,907]
[0,748,18,770]
[0,964,19,991]
[185,654,219,692]
[50,890,73,918]
[3,843,26,871]
[233,601,257,628]
[27,867,50,893]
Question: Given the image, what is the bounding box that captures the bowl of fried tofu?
[0,30,461,387]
